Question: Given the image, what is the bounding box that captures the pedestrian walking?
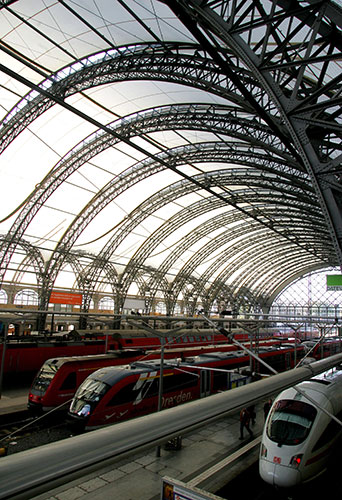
[239,407,253,440]
[247,405,256,425]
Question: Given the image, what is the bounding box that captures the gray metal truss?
[163,0,342,265]
[0,0,341,317]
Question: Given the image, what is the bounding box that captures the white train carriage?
[259,367,342,488]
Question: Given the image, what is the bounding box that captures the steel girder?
[164,216,320,310]
[14,141,319,311]
[0,102,303,287]
[0,42,263,154]
[163,0,342,265]
[0,103,294,242]
[121,196,327,312]
[0,236,45,285]
[116,182,327,286]
[143,207,322,295]
[0,1,341,314]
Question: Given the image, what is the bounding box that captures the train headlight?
[260,444,267,458]
[289,454,303,468]
[77,404,91,417]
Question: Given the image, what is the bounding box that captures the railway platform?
[0,388,265,500]
[0,387,28,416]
[32,406,264,500]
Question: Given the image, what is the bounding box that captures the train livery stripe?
[305,447,330,466]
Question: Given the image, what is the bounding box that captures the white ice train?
[259,366,342,488]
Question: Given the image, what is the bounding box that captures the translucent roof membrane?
[0,0,341,314]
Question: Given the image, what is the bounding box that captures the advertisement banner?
[49,291,83,305]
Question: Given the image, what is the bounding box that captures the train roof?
[85,351,242,386]
[310,366,342,385]
[74,328,221,339]
[84,345,296,387]
[276,366,342,405]
[84,357,185,386]
[41,352,136,367]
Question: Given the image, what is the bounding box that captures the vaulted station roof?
[0,0,342,314]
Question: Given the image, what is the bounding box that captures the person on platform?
[247,404,256,425]
[239,407,253,440]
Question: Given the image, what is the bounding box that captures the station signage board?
[326,275,342,291]
[161,477,224,500]
[49,291,83,305]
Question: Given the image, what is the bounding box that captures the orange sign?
[49,291,83,305]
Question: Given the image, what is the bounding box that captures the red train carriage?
[28,351,143,413]
[0,338,107,380]
[302,337,342,360]
[68,344,305,430]
[75,328,232,349]
[28,338,288,413]
[1,323,285,379]
[1,328,235,379]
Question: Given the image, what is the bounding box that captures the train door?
[200,369,211,398]
[285,352,291,369]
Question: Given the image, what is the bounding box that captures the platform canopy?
[0,0,341,314]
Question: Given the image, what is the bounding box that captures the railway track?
[0,410,75,456]
[0,410,333,500]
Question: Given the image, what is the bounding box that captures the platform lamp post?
[0,321,9,399]
[125,317,185,457]
[156,334,165,457]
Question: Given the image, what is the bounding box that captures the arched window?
[174,303,181,315]
[14,289,39,306]
[155,301,166,314]
[0,289,8,304]
[98,296,114,311]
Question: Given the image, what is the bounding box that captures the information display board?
[326,275,342,291]
[161,477,225,500]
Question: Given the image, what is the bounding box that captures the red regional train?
[0,328,229,380]
[68,344,306,430]
[28,338,292,413]
[302,337,342,360]
[0,326,284,380]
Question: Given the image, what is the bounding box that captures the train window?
[107,381,140,406]
[59,372,77,390]
[267,399,317,446]
[76,378,110,403]
[31,362,59,392]
[162,372,198,392]
[107,372,200,407]
[212,372,229,391]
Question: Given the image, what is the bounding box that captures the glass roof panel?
[0,0,340,313]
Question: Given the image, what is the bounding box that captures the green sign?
[327,275,342,290]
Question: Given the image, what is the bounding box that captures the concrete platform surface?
[31,403,265,500]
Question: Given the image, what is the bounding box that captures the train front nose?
[259,458,301,488]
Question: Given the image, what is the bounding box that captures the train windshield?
[267,399,317,446]
[76,378,109,402]
[31,361,60,393]
[70,378,110,415]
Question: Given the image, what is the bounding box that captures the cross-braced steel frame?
[0,0,341,327]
